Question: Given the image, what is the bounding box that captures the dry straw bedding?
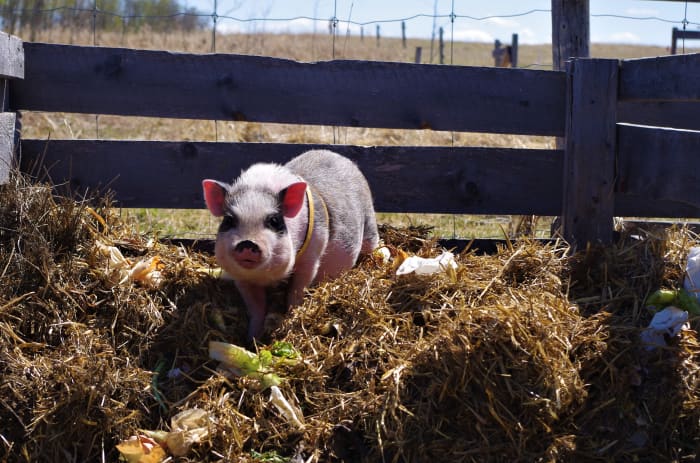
[0,173,698,462]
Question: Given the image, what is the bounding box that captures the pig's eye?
[265,213,285,233]
[219,215,238,232]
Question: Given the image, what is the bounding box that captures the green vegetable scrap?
[250,449,289,463]
[646,288,700,315]
[270,341,300,360]
[208,341,300,389]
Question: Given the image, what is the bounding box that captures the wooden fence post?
[551,0,589,72]
[0,32,24,185]
[402,21,406,48]
[561,58,618,247]
[510,33,518,67]
[439,27,444,64]
[672,27,678,55]
[414,46,422,64]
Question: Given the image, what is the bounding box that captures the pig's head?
[202,169,307,286]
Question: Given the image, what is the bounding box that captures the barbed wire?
[3,4,695,76]
[3,5,699,29]
[2,4,697,73]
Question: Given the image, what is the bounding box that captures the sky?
[188,0,700,48]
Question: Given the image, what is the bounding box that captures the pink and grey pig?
[202,149,379,340]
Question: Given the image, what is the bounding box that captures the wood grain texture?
[616,123,700,217]
[0,32,24,79]
[619,53,700,101]
[551,0,590,71]
[0,112,17,184]
[618,101,700,130]
[19,139,564,215]
[561,58,618,246]
[10,42,566,136]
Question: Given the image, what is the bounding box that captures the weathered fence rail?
[10,42,566,135]
[1,31,700,247]
[19,140,564,214]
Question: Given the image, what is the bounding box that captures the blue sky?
[189,0,700,47]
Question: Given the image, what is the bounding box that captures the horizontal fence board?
[618,101,700,130]
[615,197,700,218]
[11,42,566,136]
[619,53,700,101]
[20,140,563,215]
[674,29,700,38]
[616,123,700,217]
[0,32,24,79]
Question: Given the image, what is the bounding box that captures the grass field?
[17,27,697,240]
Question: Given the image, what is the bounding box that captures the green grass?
[122,208,555,241]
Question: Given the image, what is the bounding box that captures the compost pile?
[1,173,698,462]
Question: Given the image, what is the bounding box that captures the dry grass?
[1,170,699,462]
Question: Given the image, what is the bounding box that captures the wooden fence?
[0,31,699,247]
[671,27,700,54]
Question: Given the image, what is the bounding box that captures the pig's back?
[285,150,378,256]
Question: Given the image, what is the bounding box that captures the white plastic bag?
[683,246,700,301]
[640,306,689,350]
[396,251,458,276]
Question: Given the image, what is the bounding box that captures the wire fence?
[5,2,700,238]
[2,3,700,68]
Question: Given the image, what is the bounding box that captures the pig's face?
[203,177,307,286]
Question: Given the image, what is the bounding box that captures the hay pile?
[1,173,698,462]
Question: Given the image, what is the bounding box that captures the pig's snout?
[233,240,262,269]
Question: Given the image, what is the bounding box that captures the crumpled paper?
[115,435,166,463]
[269,385,304,429]
[160,408,212,457]
[396,251,458,275]
[95,241,164,287]
[373,246,392,264]
[640,306,690,350]
[116,408,212,461]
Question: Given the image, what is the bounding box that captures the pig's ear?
[202,179,228,217]
[280,182,307,218]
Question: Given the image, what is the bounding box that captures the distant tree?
[1,0,22,33]
[179,6,203,31]
[122,0,204,32]
[0,0,206,34]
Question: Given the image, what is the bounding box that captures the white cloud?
[452,28,494,43]
[515,28,537,44]
[609,31,642,43]
[266,17,317,33]
[218,17,322,35]
[484,17,520,29]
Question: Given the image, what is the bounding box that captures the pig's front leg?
[234,280,267,340]
[287,260,320,308]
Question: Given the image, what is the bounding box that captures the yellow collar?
[296,187,328,260]
[296,188,315,260]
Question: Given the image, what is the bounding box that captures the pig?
[202,149,379,340]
